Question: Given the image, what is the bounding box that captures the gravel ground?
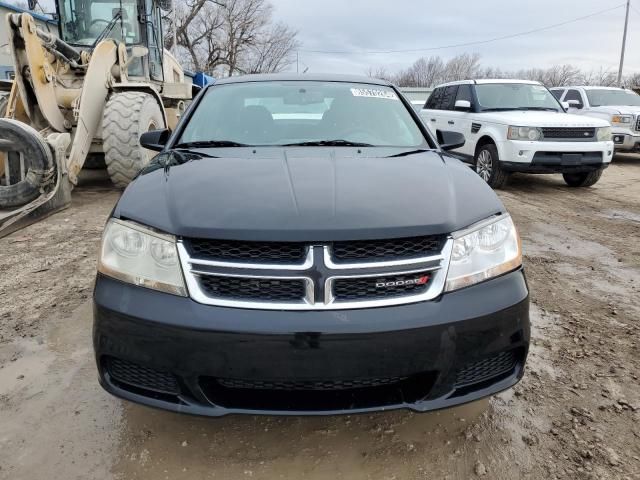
[0,159,639,480]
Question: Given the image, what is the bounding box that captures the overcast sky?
[271,0,639,77]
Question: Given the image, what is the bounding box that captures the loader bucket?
[0,120,71,238]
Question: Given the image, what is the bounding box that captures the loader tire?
[0,93,8,118]
[102,92,164,188]
[0,119,54,208]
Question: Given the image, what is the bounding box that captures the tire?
[475,143,509,189]
[0,93,8,118]
[562,169,603,187]
[0,118,54,208]
[102,92,164,188]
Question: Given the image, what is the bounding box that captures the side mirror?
[140,129,170,152]
[565,100,582,109]
[454,99,471,111]
[437,130,465,151]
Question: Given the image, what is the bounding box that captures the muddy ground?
[0,159,639,480]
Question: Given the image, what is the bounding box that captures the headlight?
[596,126,612,142]
[98,219,187,296]
[507,126,542,141]
[611,115,632,124]
[445,215,522,292]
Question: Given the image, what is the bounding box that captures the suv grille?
[332,271,431,301]
[179,231,454,310]
[199,275,307,302]
[636,117,640,131]
[331,235,445,262]
[541,127,595,140]
[186,239,307,263]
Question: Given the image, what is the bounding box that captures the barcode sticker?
[350,88,398,100]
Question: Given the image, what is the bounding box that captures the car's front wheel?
[562,169,604,187]
[475,144,509,189]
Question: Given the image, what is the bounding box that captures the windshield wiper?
[282,140,374,147]
[387,148,430,157]
[173,140,251,148]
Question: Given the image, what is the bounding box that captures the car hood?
[587,105,640,115]
[114,147,505,241]
[479,110,610,127]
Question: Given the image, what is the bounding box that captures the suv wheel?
[562,169,604,187]
[475,144,508,188]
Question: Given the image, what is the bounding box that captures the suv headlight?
[611,115,632,124]
[596,126,613,141]
[98,219,187,296]
[445,215,522,292]
[507,126,542,141]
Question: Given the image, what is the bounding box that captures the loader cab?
[55,0,165,81]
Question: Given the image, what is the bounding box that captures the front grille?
[636,117,640,131]
[198,275,307,302]
[331,235,445,262]
[217,376,408,391]
[455,351,517,388]
[541,127,595,140]
[105,357,180,395]
[186,238,307,263]
[333,271,431,301]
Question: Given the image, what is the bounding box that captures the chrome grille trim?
[178,239,453,310]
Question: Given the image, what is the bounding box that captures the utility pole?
[618,0,630,86]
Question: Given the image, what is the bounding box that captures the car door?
[422,87,445,135]
[445,84,475,158]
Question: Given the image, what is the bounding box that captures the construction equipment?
[0,0,193,236]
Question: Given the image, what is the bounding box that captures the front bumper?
[611,129,640,151]
[93,270,530,416]
[497,140,614,171]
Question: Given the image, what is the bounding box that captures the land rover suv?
[421,79,614,188]
[93,74,530,416]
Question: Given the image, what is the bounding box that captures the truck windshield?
[476,83,562,112]
[178,81,429,148]
[57,0,141,46]
[586,89,640,107]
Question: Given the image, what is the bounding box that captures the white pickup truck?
[550,86,640,152]
[421,79,614,188]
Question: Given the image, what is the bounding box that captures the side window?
[551,89,565,100]
[440,85,458,110]
[455,84,473,106]
[565,89,584,109]
[425,88,443,109]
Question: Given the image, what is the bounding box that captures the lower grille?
[332,271,431,301]
[105,357,180,395]
[198,275,307,302]
[541,127,595,140]
[217,376,408,391]
[455,351,517,387]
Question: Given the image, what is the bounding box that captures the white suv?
[421,79,614,188]
[550,86,640,152]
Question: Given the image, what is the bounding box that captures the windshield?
[57,0,141,46]
[586,89,640,107]
[178,81,429,148]
[475,83,562,112]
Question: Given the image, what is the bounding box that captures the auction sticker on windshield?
[350,88,398,100]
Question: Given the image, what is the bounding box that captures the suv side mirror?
[140,129,170,151]
[437,130,465,151]
[454,100,471,111]
[565,100,582,110]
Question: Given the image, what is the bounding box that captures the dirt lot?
[1,159,639,480]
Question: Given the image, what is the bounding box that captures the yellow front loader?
[0,0,192,237]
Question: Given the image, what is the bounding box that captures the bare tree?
[581,68,617,87]
[167,0,299,76]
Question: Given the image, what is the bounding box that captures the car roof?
[212,73,393,87]
[554,86,627,91]
[434,79,542,88]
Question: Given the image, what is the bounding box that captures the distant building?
[0,0,57,80]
